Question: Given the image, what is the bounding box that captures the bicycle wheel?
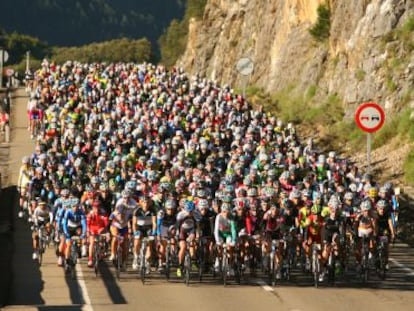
[269,253,275,286]
[165,244,171,281]
[198,242,204,282]
[140,241,146,284]
[184,252,191,286]
[71,248,78,280]
[222,255,228,286]
[313,252,319,288]
[94,242,99,277]
[116,244,122,280]
[378,250,386,280]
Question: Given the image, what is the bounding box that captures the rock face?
[179,0,414,113]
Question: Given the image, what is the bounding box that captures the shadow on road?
[97,261,128,304]
[7,186,46,306]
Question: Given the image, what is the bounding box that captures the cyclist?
[262,204,286,278]
[321,198,344,279]
[214,202,236,275]
[197,199,216,271]
[355,200,377,268]
[303,204,323,271]
[31,201,53,260]
[54,189,70,266]
[86,200,109,267]
[17,156,32,218]
[132,195,157,272]
[156,199,177,272]
[176,200,198,277]
[376,199,395,270]
[62,198,87,270]
[109,190,135,270]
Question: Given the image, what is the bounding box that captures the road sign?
[236,57,254,76]
[5,68,14,77]
[355,102,385,133]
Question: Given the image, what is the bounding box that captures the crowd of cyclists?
[18,59,400,285]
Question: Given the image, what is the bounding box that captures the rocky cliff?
[179,0,414,114]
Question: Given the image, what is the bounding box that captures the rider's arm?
[245,213,252,236]
[81,213,87,237]
[62,211,69,237]
[156,215,162,236]
[230,220,237,243]
[214,215,220,243]
[151,214,157,236]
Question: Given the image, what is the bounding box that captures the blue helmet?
[184,200,195,212]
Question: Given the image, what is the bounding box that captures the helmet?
[349,183,357,192]
[360,200,372,211]
[121,190,130,198]
[22,156,30,164]
[184,200,195,212]
[344,192,354,201]
[290,189,301,199]
[368,187,378,198]
[221,202,231,212]
[311,205,321,214]
[100,183,109,191]
[379,187,387,194]
[198,199,209,210]
[165,199,176,210]
[197,189,206,198]
[247,188,257,197]
[377,200,387,209]
[383,181,393,192]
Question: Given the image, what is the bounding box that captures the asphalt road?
[2,88,414,311]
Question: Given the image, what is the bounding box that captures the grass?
[403,148,414,184]
[355,69,366,81]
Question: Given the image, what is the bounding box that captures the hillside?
[0,0,185,49]
[177,0,414,186]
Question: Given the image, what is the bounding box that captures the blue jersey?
[63,208,87,236]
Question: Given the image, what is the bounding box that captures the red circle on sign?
[355,102,385,133]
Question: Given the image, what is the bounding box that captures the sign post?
[236,57,254,98]
[355,102,385,173]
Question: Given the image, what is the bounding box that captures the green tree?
[309,4,331,42]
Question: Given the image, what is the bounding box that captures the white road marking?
[75,263,94,311]
[256,279,274,292]
[389,257,414,276]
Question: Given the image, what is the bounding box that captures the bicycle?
[311,243,322,288]
[66,236,81,279]
[140,236,155,284]
[219,243,230,286]
[182,239,193,286]
[376,235,388,280]
[269,239,284,286]
[93,234,108,277]
[114,235,125,280]
[359,236,371,284]
[197,237,207,282]
[326,243,337,286]
[35,224,48,266]
[164,237,177,281]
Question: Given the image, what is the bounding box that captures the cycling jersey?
[33,206,53,226]
[214,213,236,244]
[177,210,197,240]
[63,208,87,239]
[157,210,177,238]
[87,209,109,235]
